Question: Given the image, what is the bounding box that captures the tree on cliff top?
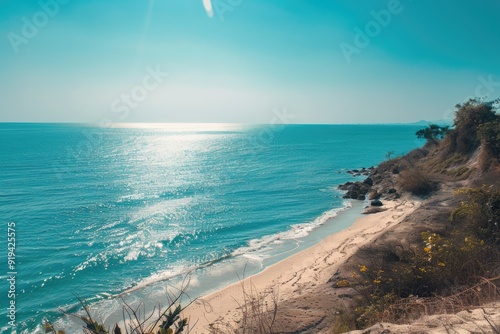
[416,124,449,141]
[452,98,499,154]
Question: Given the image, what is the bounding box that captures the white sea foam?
[118,200,354,296]
[232,200,352,259]
[61,201,355,334]
[117,193,146,202]
[119,264,192,296]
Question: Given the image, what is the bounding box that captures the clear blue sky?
[1,0,499,123]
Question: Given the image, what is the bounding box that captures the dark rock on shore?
[339,180,372,199]
[338,182,353,190]
[363,177,373,186]
[370,199,383,206]
[339,168,378,200]
[339,163,406,201]
[362,207,387,214]
[345,166,375,177]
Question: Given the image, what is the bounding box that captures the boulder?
[363,177,374,186]
[338,182,353,190]
[388,188,397,194]
[362,207,388,214]
[357,194,366,200]
[349,191,359,199]
[371,199,383,207]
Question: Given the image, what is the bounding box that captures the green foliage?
[45,292,190,334]
[415,124,449,140]
[158,305,188,334]
[351,230,494,328]
[354,293,397,329]
[330,308,356,334]
[452,186,500,245]
[452,98,499,154]
[347,187,500,329]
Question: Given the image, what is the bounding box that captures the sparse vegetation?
[333,187,500,330]
[399,168,437,196]
[209,282,281,334]
[330,98,500,332]
[385,150,395,160]
[44,280,192,334]
[452,186,500,246]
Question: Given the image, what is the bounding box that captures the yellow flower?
[336,279,351,288]
[424,246,431,253]
[419,267,426,273]
[359,265,368,272]
[373,279,381,284]
[438,262,446,267]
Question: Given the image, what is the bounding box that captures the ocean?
[0,123,424,333]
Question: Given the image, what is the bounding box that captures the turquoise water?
[0,123,424,333]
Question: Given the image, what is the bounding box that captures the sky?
[0,0,499,124]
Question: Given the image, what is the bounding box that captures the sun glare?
[112,123,247,132]
[203,0,214,18]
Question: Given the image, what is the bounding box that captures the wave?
[115,200,353,297]
[15,198,354,334]
[232,200,352,258]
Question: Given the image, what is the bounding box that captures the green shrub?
[346,187,500,329]
[44,291,190,334]
[452,98,499,154]
[452,187,500,245]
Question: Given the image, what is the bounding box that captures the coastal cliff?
[274,99,500,333]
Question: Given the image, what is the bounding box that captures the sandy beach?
[184,198,420,333]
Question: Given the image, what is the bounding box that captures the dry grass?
[329,187,500,332]
[423,152,468,174]
[330,307,356,334]
[209,282,281,334]
[399,168,437,196]
[46,277,195,334]
[380,276,500,324]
